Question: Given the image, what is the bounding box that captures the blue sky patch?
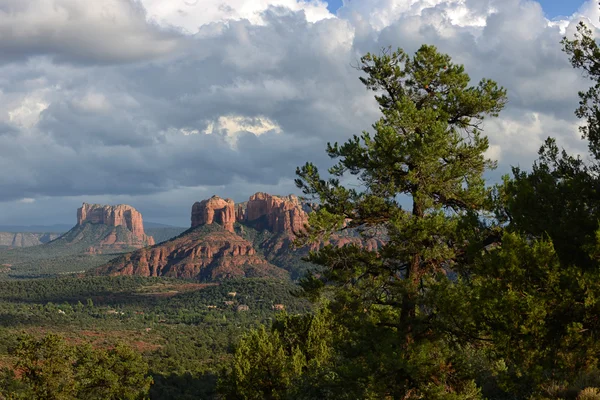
[326,0,585,19]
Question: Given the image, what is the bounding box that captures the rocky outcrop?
[191,196,236,233]
[0,232,60,249]
[241,193,308,235]
[77,203,154,246]
[189,193,308,236]
[94,192,384,282]
[94,225,287,280]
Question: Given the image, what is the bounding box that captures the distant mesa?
[76,203,155,250]
[0,203,155,252]
[0,202,157,277]
[52,202,156,255]
[78,203,154,245]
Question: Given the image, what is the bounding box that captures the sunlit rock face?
[191,196,236,233]
[77,202,155,247]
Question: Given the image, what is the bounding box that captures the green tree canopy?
[293,44,507,398]
[0,334,152,400]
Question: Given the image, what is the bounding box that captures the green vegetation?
[226,43,507,399]
[0,276,309,398]
[0,334,152,400]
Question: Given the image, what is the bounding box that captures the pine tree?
[446,19,600,397]
[219,309,334,400]
[563,22,600,160]
[0,334,152,400]
[295,44,506,398]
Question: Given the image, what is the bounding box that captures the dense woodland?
[0,277,309,399]
[1,21,600,400]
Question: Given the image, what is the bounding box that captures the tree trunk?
[400,197,424,344]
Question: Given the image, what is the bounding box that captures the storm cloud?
[0,0,595,226]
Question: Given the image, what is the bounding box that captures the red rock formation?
[236,204,246,222]
[191,196,236,232]
[77,203,154,246]
[242,193,308,235]
[93,193,384,282]
[95,226,287,280]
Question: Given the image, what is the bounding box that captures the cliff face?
[190,193,309,236]
[95,192,308,280]
[191,197,236,233]
[240,193,308,235]
[78,203,153,245]
[77,203,154,247]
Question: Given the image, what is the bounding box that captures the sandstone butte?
[240,192,309,235]
[94,226,287,280]
[95,193,309,280]
[77,203,155,248]
[191,193,309,236]
[191,196,236,233]
[95,192,383,280]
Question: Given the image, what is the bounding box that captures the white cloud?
[337,0,495,31]
[7,92,49,128]
[139,0,333,33]
[75,92,112,113]
[203,115,282,146]
[485,112,586,166]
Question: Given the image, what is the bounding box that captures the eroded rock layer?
[77,203,153,245]
[75,203,155,252]
[240,193,308,235]
[95,192,383,281]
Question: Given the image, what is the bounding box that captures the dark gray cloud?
[0,0,595,225]
[0,0,181,65]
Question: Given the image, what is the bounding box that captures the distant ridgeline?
[0,232,61,250]
[94,192,383,281]
[0,203,159,278]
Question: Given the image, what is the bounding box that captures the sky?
[0,0,598,227]
[537,0,586,18]
[324,0,586,17]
